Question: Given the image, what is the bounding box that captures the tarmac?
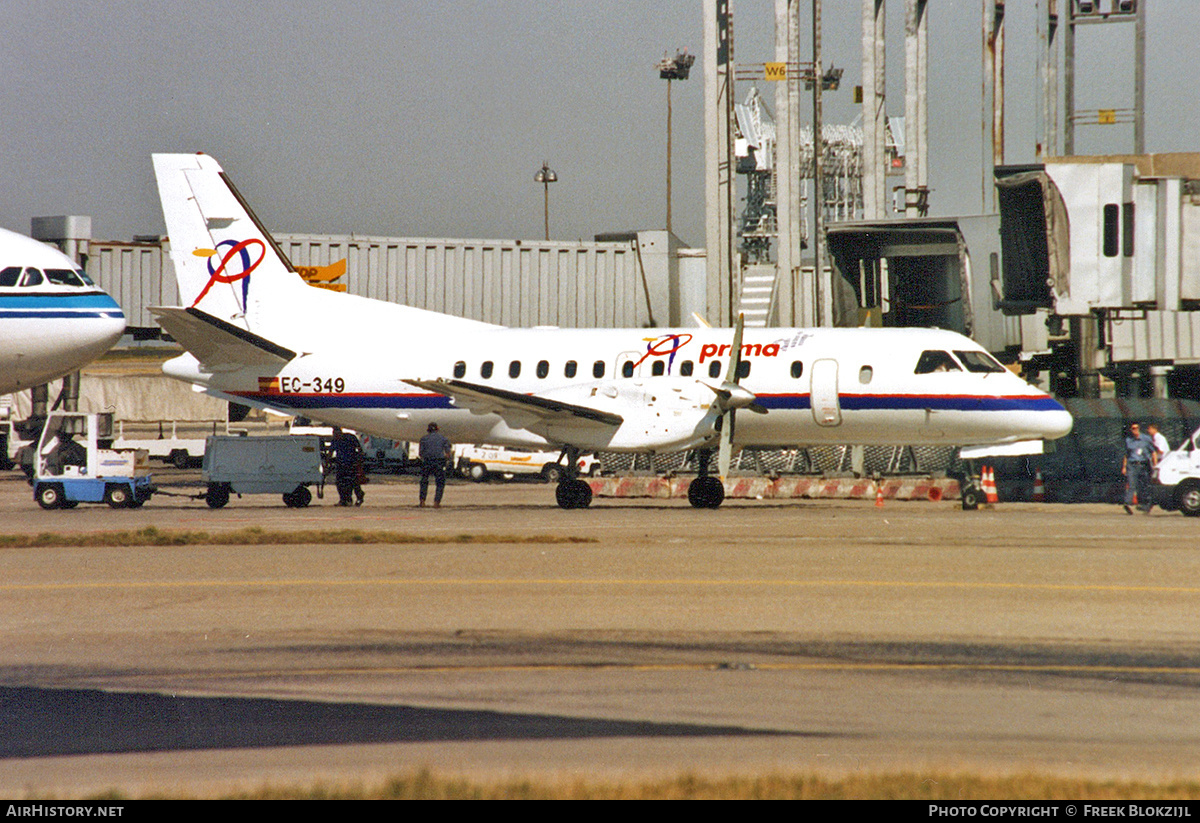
[2,469,1200,797]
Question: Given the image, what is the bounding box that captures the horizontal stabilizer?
[150,306,295,370]
[405,378,624,434]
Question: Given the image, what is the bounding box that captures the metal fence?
[88,233,648,332]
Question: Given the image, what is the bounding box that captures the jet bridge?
[824,216,1022,357]
[995,154,1200,397]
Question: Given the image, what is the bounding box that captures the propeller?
[704,313,768,480]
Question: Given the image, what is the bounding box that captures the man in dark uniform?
[1122,422,1155,515]
[330,427,365,507]
[418,422,453,507]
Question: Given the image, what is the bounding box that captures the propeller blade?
[718,408,735,480]
[724,313,745,384]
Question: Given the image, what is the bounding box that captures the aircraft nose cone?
[1040,402,1074,441]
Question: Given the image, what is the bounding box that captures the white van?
[1153,426,1200,516]
[454,444,601,483]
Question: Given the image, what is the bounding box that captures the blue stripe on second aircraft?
[0,292,124,319]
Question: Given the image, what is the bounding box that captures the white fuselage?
[0,229,125,394]
[163,291,1072,453]
[148,151,1072,460]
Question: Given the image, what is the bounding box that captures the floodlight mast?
[535,161,558,241]
[658,49,695,237]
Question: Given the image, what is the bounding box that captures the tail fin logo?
[191,238,266,310]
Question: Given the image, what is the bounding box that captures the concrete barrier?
[588,476,960,501]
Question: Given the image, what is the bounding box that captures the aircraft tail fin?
[153,153,305,332]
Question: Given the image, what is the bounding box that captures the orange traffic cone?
[875,481,885,508]
[983,466,999,504]
[1032,470,1045,502]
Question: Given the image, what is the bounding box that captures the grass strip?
[86,769,1200,800]
[0,526,596,549]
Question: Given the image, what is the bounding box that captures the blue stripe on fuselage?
[839,394,1065,413]
[234,390,1061,414]
[744,393,1063,413]
[231,392,456,410]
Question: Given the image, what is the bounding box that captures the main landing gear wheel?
[555,478,593,509]
[687,475,725,509]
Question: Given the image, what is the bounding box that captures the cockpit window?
[0,267,20,287]
[20,268,43,287]
[914,350,962,374]
[954,350,1006,374]
[45,268,87,287]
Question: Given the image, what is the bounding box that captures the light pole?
[657,49,695,238]
[535,162,558,241]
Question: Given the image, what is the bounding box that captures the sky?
[2,1,1198,250]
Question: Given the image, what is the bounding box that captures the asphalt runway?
[2,470,1200,797]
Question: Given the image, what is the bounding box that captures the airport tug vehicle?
[32,411,155,509]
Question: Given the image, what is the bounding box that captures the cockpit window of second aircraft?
[0,266,93,289]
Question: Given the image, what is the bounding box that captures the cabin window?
[708,361,722,378]
[680,360,694,376]
[859,365,874,384]
[593,360,605,378]
[914,350,961,374]
[954,350,1006,374]
[536,360,549,378]
[0,267,20,287]
[651,360,665,376]
[564,360,577,378]
[20,268,43,287]
[509,360,521,378]
[621,361,635,378]
[790,361,804,379]
[737,361,751,379]
[480,361,494,379]
[453,361,466,378]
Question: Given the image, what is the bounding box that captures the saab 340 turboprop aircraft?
[0,227,125,395]
[150,153,1072,509]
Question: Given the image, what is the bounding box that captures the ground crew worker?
[418,422,453,508]
[330,427,365,507]
[1122,422,1155,515]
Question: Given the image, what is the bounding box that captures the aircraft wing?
[404,378,624,437]
[150,306,296,370]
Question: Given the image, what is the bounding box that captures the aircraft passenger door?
[810,358,842,427]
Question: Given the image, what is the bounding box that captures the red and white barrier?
[588,476,961,501]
